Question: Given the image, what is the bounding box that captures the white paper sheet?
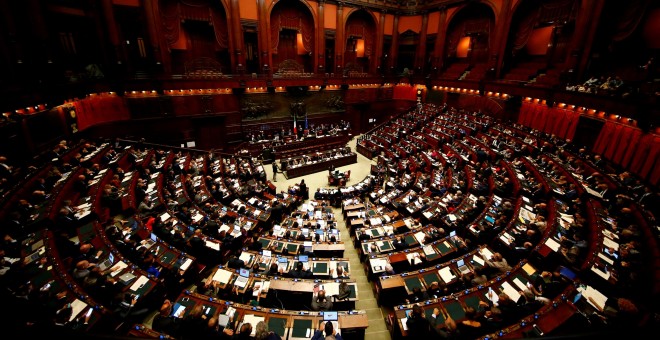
[130,275,149,291]
[212,269,233,283]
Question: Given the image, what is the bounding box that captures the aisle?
[265,135,391,339]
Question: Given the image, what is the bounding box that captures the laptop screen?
[323,311,338,321]
[315,229,324,235]
[299,255,308,262]
[573,292,583,304]
[449,230,457,237]
[262,250,272,257]
[559,266,577,280]
[108,253,114,264]
[239,268,250,277]
[456,259,465,267]
[485,215,495,224]
[302,228,309,235]
[150,233,157,242]
[278,258,288,263]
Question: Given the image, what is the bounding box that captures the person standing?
[272,161,278,182]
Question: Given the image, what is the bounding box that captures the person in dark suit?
[405,304,434,336]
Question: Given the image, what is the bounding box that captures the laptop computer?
[323,311,338,321]
[302,228,309,237]
[277,257,289,271]
[119,272,137,285]
[298,255,308,263]
[143,233,158,248]
[449,230,457,237]
[262,250,272,258]
[558,266,577,281]
[456,259,471,274]
[99,253,115,271]
[572,292,583,304]
[485,215,495,224]
[234,268,249,288]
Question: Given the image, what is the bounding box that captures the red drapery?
[392,85,417,101]
[270,6,313,54]
[592,121,660,185]
[74,95,130,131]
[517,103,579,140]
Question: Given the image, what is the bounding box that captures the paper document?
[69,299,88,322]
[480,248,494,260]
[212,269,233,283]
[110,261,128,276]
[580,285,608,310]
[545,238,560,252]
[501,281,522,303]
[438,267,455,283]
[130,275,149,291]
[179,258,192,271]
[513,278,528,292]
[602,237,619,251]
[205,240,220,250]
[242,315,265,336]
[472,255,485,266]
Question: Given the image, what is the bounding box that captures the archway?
[444,3,495,72]
[270,0,316,73]
[344,9,377,75]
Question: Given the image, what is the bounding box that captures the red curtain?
[593,121,660,183]
[74,95,130,131]
[392,86,417,101]
[621,129,643,168]
[517,103,580,141]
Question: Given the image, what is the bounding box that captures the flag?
[293,115,297,135]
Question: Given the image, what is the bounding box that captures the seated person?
[311,290,333,311]
[288,261,312,279]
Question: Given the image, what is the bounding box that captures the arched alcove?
[344,9,377,75]
[270,0,316,73]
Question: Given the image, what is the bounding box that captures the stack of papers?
[212,269,233,283]
[579,285,608,310]
[501,281,522,302]
[438,267,455,283]
[205,240,220,250]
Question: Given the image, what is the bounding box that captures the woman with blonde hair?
[255,320,281,340]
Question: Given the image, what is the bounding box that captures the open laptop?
[277,257,289,271]
[234,268,250,288]
[323,311,338,321]
[143,233,158,248]
[302,228,309,237]
[298,255,308,263]
[118,272,137,285]
[456,259,471,275]
[262,250,272,258]
[98,253,115,271]
[558,266,577,281]
[485,215,496,224]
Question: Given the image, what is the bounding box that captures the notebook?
[323,311,338,321]
[298,255,308,263]
[262,250,272,258]
[456,259,470,275]
[98,253,115,271]
[234,268,249,288]
[119,272,137,285]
